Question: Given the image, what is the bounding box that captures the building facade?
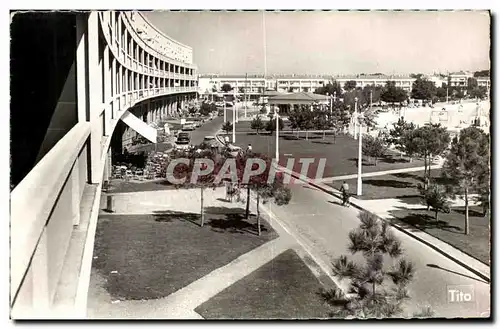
[199,74,416,96]
[10,11,198,319]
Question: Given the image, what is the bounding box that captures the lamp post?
[232,95,236,143]
[357,111,364,196]
[353,97,358,140]
[223,98,226,122]
[275,107,280,162]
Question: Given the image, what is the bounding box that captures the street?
[263,176,490,318]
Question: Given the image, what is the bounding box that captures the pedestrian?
[224,136,230,146]
[246,143,252,153]
[340,181,350,206]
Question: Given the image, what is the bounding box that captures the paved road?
[265,176,490,318]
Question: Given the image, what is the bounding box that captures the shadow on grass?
[392,172,423,181]
[204,206,267,235]
[283,135,299,141]
[453,208,484,218]
[152,210,200,226]
[379,154,409,164]
[348,157,374,167]
[363,179,415,188]
[312,140,333,145]
[389,210,462,233]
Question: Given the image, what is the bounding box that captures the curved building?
[10,11,198,318]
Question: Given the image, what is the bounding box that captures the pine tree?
[321,211,415,318]
[443,127,490,234]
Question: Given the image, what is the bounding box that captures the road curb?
[283,168,491,284]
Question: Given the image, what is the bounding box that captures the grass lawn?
[389,206,490,265]
[108,179,178,194]
[92,211,277,301]
[326,169,446,200]
[195,249,333,319]
[227,132,426,178]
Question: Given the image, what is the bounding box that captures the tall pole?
[244,72,248,118]
[262,11,267,78]
[223,99,226,122]
[275,109,279,162]
[354,97,358,140]
[232,96,236,143]
[234,88,238,123]
[446,87,449,104]
[357,112,363,196]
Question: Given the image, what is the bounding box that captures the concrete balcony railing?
[100,13,197,81]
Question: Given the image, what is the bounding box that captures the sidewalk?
[316,164,443,183]
[278,165,490,283]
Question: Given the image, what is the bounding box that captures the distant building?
[448,71,474,87]
[477,76,490,89]
[199,73,417,97]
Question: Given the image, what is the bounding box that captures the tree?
[313,108,333,139]
[467,77,478,91]
[287,105,315,140]
[469,86,487,100]
[435,86,447,101]
[344,80,357,92]
[211,85,218,93]
[389,117,416,159]
[442,127,490,234]
[168,146,224,227]
[381,81,408,105]
[238,87,245,94]
[315,81,343,97]
[222,121,233,135]
[233,152,292,235]
[321,211,415,318]
[221,83,233,93]
[362,135,387,165]
[200,102,216,116]
[265,117,285,134]
[419,183,450,220]
[473,70,490,77]
[250,116,265,135]
[411,77,437,101]
[412,124,451,189]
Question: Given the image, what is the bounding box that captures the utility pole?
[244,72,248,118]
[353,97,358,140]
[275,108,279,162]
[357,109,363,196]
[232,94,236,143]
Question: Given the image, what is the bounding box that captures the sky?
[144,10,491,76]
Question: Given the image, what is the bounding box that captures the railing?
[11,123,91,317]
[11,12,198,315]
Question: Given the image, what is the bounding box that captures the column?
[103,45,111,136]
[88,12,103,184]
[111,58,117,119]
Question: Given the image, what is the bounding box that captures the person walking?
[340,181,350,207]
[246,143,253,154]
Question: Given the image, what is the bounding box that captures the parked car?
[175,132,191,149]
[182,124,195,131]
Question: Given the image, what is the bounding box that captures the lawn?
[226,132,427,179]
[326,169,446,200]
[108,179,178,194]
[92,211,277,301]
[195,249,333,319]
[389,206,490,265]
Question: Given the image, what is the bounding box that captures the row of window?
[100,12,197,83]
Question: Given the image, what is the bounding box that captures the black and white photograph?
[7,5,492,321]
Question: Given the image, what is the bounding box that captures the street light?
[353,97,358,140]
[232,96,236,143]
[357,111,364,196]
[275,107,280,162]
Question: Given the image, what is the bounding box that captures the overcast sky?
[143,10,490,75]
